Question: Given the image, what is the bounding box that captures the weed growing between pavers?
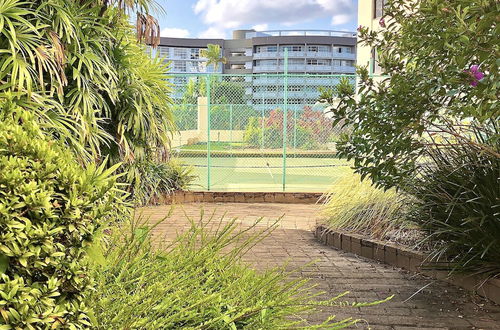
[90,212,391,328]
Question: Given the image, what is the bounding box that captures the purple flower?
[357,25,363,32]
[466,65,485,87]
[379,17,386,28]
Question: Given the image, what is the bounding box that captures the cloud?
[331,14,351,25]
[193,0,356,37]
[252,23,269,31]
[198,27,226,39]
[160,28,190,38]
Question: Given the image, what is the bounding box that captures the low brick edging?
[154,191,323,204]
[315,225,500,305]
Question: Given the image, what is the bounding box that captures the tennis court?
[181,155,353,192]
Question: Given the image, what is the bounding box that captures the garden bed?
[314,225,500,305]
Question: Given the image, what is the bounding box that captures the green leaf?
[0,254,9,274]
[86,242,106,266]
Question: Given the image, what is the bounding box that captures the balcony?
[332,52,356,60]
[305,65,333,72]
[252,91,280,98]
[332,66,356,74]
[277,51,305,58]
[253,52,278,59]
[253,66,278,73]
[306,51,334,58]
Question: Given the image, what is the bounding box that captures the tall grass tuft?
[90,213,389,328]
[122,159,196,206]
[321,175,420,246]
[407,125,500,278]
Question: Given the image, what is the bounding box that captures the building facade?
[357,0,385,75]
[152,29,356,106]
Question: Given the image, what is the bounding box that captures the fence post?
[229,104,233,145]
[282,49,288,192]
[261,106,265,150]
[206,75,211,191]
[293,105,297,150]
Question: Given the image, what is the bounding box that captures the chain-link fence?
[170,73,355,192]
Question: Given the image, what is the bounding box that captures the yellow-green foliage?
[0,110,126,328]
[321,175,412,241]
[92,215,390,329]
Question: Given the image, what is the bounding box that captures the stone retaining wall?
[155,191,322,204]
[315,225,500,305]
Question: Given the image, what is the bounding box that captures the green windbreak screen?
[170,73,354,192]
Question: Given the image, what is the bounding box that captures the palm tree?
[0,0,173,163]
[200,44,227,72]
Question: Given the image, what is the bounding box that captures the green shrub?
[321,175,420,246]
[0,111,127,328]
[407,128,500,277]
[123,159,196,206]
[92,215,389,328]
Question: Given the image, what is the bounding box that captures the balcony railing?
[253,51,356,60]
[246,30,356,39]
[253,65,355,73]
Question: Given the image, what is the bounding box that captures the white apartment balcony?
[277,51,305,58]
[305,65,334,72]
[253,52,278,59]
[252,76,281,85]
[253,66,279,72]
[332,52,356,60]
[252,91,280,98]
[332,66,356,73]
[307,51,334,58]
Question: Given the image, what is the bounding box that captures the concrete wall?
[171,97,245,148]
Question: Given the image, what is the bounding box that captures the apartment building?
[152,29,356,105]
[357,0,385,75]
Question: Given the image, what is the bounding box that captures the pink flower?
[379,17,386,28]
[357,25,363,32]
[465,65,485,87]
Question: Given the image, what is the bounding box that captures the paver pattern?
[138,203,500,329]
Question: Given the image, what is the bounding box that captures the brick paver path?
[138,203,500,329]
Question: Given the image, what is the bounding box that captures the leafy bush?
[122,159,195,206]
[407,127,500,277]
[320,0,498,189]
[321,175,420,246]
[243,109,325,150]
[0,111,126,328]
[91,215,389,329]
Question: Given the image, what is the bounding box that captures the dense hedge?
[0,111,125,328]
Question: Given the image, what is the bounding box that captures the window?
[371,49,382,74]
[158,46,169,57]
[307,59,329,66]
[333,60,341,66]
[256,59,277,66]
[281,45,304,52]
[174,48,187,59]
[173,77,188,85]
[173,61,187,72]
[288,86,301,92]
[307,45,330,52]
[256,45,277,53]
[287,59,304,65]
[190,48,200,59]
[374,0,385,18]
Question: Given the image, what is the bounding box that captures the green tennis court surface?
[180,156,353,192]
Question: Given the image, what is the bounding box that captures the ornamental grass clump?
[321,175,420,246]
[0,110,127,328]
[91,214,390,328]
[407,126,500,278]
